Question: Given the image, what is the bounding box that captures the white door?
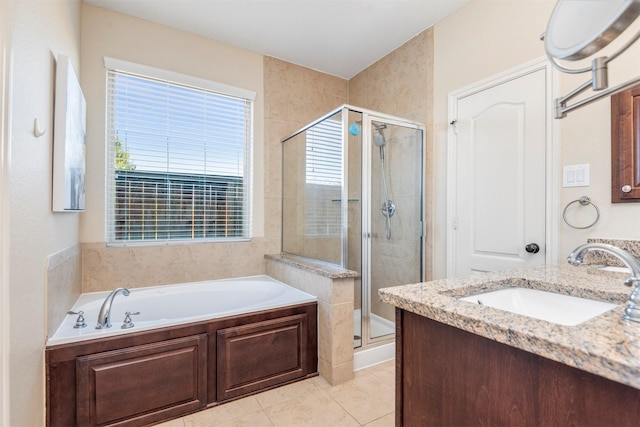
[449,66,548,277]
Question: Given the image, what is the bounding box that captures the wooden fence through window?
[114,170,244,241]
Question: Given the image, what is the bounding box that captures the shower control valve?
[381,200,396,218]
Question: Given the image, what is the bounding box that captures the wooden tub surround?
[46,303,317,427]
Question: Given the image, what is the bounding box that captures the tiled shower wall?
[264,57,349,265]
[349,29,434,321]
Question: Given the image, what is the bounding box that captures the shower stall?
[281,105,424,353]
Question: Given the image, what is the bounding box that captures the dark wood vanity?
[46,303,317,427]
[396,309,640,426]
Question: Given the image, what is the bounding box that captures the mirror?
[545,0,640,60]
[545,0,640,118]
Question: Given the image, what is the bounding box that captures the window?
[105,58,254,244]
[304,115,342,237]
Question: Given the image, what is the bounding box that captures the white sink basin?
[459,287,617,326]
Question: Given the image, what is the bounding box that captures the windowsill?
[105,237,252,248]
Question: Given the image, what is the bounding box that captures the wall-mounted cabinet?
[611,84,640,202]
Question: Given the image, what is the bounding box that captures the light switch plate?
[563,164,590,187]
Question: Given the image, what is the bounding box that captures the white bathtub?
[47,275,317,346]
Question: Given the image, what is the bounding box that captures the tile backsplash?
[46,244,82,339]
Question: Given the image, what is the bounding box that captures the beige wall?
[557,10,640,258]
[264,56,349,263]
[8,0,82,425]
[349,30,434,320]
[350,29,433,126]
[79,4,273,290]
[433,0,640,278]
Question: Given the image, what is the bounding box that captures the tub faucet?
[567,243,640,322]
[96,287,130,329]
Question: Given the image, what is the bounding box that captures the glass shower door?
[366,118,423,340]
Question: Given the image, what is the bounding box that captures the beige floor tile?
[216,409,274,427]
[327,372,395,425]
[364,412,395,427]
[362,360,394,372]
[264,389,359,427]
[368,364,395,385]
[153,417,185,427]
[183,396,262,426]
[308,374,332,390]
[378,360,396,372]
[155,360,396,426]
[255,378,323,409]
[352,366,375,379]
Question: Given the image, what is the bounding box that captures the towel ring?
[562,196,600,229]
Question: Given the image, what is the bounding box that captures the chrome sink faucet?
[96,287,130,329]
[567,243,640,322]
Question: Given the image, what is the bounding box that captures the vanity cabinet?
[396,309,640,426]
[47,303,317,426]
[611,83,640,202]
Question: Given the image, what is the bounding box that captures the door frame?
[0,0,12,424]
[446,58,559,277]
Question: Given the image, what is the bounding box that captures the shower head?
[373,123,387,148]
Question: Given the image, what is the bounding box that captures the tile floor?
[156,360,395,427]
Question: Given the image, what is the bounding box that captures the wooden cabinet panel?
[76,334,207,426]
[397,309,640,426]
[47,303,317,426]
[217,314,307,401]
[611,84,640,202]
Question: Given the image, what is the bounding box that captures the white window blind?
[105,60,253,244]
[305,117,342,237]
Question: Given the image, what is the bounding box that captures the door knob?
[525,243,540,254]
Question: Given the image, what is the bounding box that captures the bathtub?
[47,275,317,346]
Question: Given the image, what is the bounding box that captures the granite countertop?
[379,264,640,390]
[265,253,359,279]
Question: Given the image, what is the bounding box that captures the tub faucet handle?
[67,310,87,329]
[121,311,140,329]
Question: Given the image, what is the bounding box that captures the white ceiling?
[83,0,470,79]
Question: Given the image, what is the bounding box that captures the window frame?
[104,57,255,246]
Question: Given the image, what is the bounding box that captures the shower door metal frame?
[279,104,425,350]
[358,110,426,348]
